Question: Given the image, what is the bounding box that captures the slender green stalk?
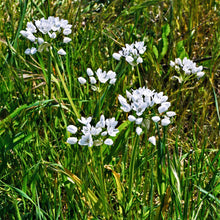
[128,135,139,201]
[136,65,142,87]
[50,50,80,119]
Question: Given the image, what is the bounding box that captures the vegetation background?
[0,0,219,219]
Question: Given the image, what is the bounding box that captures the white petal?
[89,76,97,84]
[136,127,142,135]
[197,71,205,79]
[136,57,143,64]
[112,53,121,60]
[67,137,77,144]
[57,49,66,55]
[161,118,171,126]
[148,136,156,146]
[87,68,94,76]
[166,111,176,117]
[135,118,143,125]
[30,47,37,55]
[128,115,136,122]
[63,37,72,43]
[152,116,161,122]
[67,125,77,134]
[63,28,72,35]
[78,77,87,85]
[24,48,31,55]
[104,138,113,145]
[38,37,44,45]
[126,56,134,63]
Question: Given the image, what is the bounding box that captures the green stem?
[50,51,80,119]
[128,134,139,201]
[136,65,142,87]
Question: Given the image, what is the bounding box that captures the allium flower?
[67,115,119,147]
[113,41,146,66]
[78,77,87,85]
[20,16,72,55]
[67,137,78,144]
[161,117,171,126]
[148,136,156,146]
[25,47,37,55]
[152,116,161,123]
[128,115,136,122]
[170,57,205,80]
[67,125,77,134]
[57,49,66,55]
[104,138,114,145]
[118,86,176,136]
[136,127,142,135]
[79,68,117,88]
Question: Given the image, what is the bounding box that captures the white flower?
[78,77,87,85]
[170,57,205,79]
[67,125,78,134]
[96,68,109,83]
[48,32,56,39]
[170,60,175,67]
[89,76,97,84]
[113,41,146,65]
[63,37,72,43]
[136,57,143,64]
[96,115,105,128]
[67,137,78,144]
[78,116,92,125]
[197,71,205,79]
[57,49,66,55]
[24,48,31,55]
[26,21,37,33]
[126,56,134,63]
[107,70,116,79]
[113,53,122,60]
[166,111,176,117]
[87,68,94,76]
[63,28,72,35]
[136,127,142,135]
[101,131,108,136]
[90,126,102,136]
[148,136,156,146]
[158,102,171,113]
[25,47,37,55]
[38,37,44,45]
[104,138,113,145]
[106,118,119,137]
[26,33,36,42]
[135,118,143,125]
[152,116,161,122]
[128,115,136,122]
[21,17,72,55]
[78,134,93,147]
[161,117,171,126]
[109,78,116,85]
[118,95,131,112]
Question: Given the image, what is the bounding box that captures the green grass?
[0,0,220,219]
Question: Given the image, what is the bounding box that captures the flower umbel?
[67,115,119,147]
[113,41,146,66]
[20,16,72,55]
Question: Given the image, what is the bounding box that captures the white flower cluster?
[78,68,117,89]
[170,57,205,79]
[112,41,146,66]
[66,115,119,147]
[118,87,176,145]
[20,16,72,55]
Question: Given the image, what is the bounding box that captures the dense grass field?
[0,0,220,219]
